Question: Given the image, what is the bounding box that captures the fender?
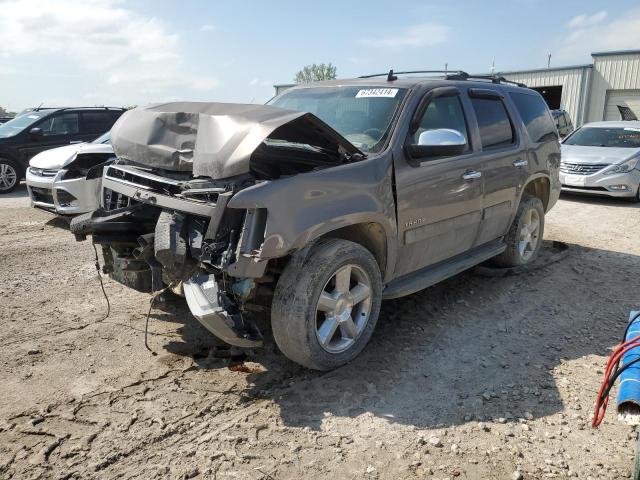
[227,155,398,280]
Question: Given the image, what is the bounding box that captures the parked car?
[71,72,560,370]
[560,121,640,201]
[0,117,14,125]
[26,132,114,215]
[551,109,573,138]
[0,107,125,193]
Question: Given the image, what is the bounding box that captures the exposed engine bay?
[70,102,366,348]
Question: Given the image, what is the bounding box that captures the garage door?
[605,90,640,120]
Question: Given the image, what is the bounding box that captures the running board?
[382,241,506,299]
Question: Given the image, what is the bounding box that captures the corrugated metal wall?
[502,68,587,126]
[587,53,640,122]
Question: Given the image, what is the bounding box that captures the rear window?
[82,112,115,135]
[558,115,566,128]
[510,92,557,143]
[470,97,514,149]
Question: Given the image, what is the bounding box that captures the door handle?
[69,140,83,144]
[513,159,528,168]
[462,170,481,180]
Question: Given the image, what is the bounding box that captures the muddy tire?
[0,158,20,194]
[271,238,382,371]
[493,194,545,267]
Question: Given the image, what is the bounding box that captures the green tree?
[0,106,9,116]
[294,63,337,83]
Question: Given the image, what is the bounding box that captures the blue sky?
[1,0,640,111]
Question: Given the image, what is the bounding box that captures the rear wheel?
[493,194,545,267]
[271,238,382,371]
[0,158,20,194]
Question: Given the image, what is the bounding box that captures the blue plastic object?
[617,311,640,417]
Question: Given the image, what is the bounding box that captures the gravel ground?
[1,185,639,480]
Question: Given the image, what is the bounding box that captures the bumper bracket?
[183,273,263,348]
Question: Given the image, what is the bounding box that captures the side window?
[509,92,557,143]
[558,114,566,128]
[564,114,573,130]
[82,112,114,135]
[37,113,79,136]
[470,97,515,149]
[413,95,469,148]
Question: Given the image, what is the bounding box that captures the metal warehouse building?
[274,49,640,128]
[501,49,640,127]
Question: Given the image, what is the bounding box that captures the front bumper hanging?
[183,273,263,348]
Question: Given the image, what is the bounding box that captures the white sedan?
[26,132,114,215]
[560,121,640,201]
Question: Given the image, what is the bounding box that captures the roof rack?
[358,69,528,87]
[29,106,126,112]
[359,69,469,81]
[445,72,528,87]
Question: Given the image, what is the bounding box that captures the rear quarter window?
[470,97,515,149]
[510,92,557,143]
[82,111,116,135]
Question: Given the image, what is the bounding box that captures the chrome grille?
[560,162,609,175]
[29,167,58,177]
[103,187,134,211]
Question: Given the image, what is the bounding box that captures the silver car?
[560,121,640,201]
[26,132,114,214]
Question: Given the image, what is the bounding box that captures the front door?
[393,90,484,278]
[18,111,81,161]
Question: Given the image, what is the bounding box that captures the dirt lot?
[0,186,639,480]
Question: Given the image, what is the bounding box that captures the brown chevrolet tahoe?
[71,70,561,370]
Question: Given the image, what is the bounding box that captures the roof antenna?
[387,69,397,81]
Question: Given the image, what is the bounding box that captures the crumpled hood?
[561,144,640,165]
[29,143,114,169]
[110,102,363,179]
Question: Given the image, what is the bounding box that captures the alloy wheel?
[0,163,17,192]
[518,207,541,261]
[315,264,372,354]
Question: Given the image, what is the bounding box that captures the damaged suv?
[71,72,560,370]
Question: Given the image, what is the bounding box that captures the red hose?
[593,335,640,427]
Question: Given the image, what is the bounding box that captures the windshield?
[0,111,49,138]
[92,132,111,144]
[269,86,407,153]
[564,126,640,148]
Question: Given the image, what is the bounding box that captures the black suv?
[72,71,560,370]
[0,107,125,193]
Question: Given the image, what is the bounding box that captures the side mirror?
[29,127,43,140]
[406,128,467,163]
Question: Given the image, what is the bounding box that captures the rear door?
[393,87,484,277]
[465,88,523,246]
[17,111,81,160]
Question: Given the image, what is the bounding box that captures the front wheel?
[271,238,382,371]
[493,194,545,267]
[0,158,20,194]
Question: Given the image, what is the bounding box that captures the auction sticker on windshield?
[356,88,398,98]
